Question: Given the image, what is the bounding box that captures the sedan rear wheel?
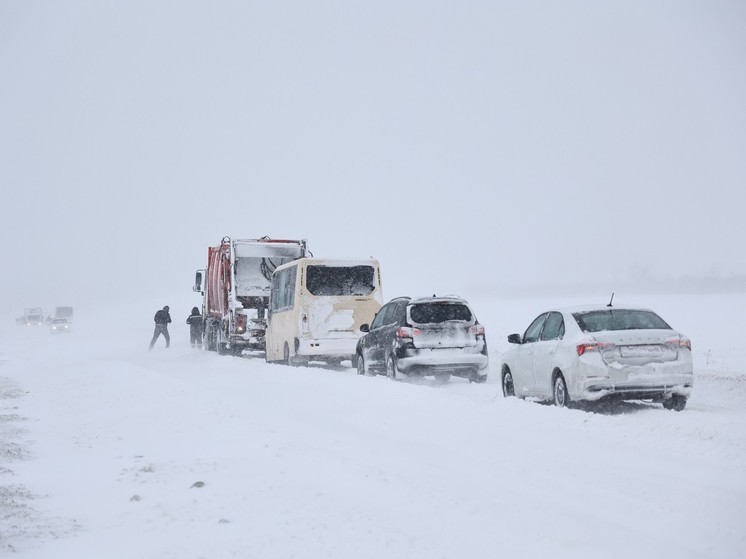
[553,374,569,408]
[502,369,515,397]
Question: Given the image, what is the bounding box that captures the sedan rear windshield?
[409,303,473,324]
[573,310,671,333]
[305,265,376,296]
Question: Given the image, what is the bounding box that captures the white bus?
[265,258,383,366]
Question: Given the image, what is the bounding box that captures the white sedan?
[499,305,693,410]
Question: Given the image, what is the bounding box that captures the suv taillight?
[396,327,421,340]
[469,324,485,337]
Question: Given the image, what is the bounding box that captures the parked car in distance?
[16,307,44,326]
[355,295,489,383]
[500,305,693,410]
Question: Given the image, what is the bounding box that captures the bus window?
[271,265,296,312]
[305,265,375,297]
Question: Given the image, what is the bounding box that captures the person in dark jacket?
[149,305,172,350]
[186,306,203,349]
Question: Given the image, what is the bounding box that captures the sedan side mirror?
[360,324,370,333]
[507,333,522,344]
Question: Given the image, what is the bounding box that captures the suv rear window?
[305,265,376,296]
[573,310,671,333]
[409,303,472,324]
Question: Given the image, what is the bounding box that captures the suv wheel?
[386,355,398,380]
[356,355,366,376]
[662,394,687,411]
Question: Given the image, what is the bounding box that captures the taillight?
[576,341,615,356]
[235,314,247,334]
[396,327,421,339]
[666,336,691,351]
[469,324,486,337]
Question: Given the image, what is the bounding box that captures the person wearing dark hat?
[186,306,204,349]
[149,305,172,350]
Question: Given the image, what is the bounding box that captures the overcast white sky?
[1,1,745,315]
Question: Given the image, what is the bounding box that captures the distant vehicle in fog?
[355,295,489,383]
[54,306,74,323]
[49,318,72,333]
[16,307,44,326]
[500,305,693,411]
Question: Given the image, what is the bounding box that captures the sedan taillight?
[576,341,615,356]
[665,336,692,351]
[469,324,486,337]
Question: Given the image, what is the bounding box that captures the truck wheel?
[205,325,216,351]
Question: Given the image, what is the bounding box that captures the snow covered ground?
[1,292,745,558]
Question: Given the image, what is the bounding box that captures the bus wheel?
[284,343,303,367]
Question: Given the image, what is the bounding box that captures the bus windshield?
[305,265,376,297]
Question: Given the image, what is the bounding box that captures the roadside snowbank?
[1,293,744,558]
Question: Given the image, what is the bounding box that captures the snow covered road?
[1,294,745,558]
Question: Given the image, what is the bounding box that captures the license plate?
[621,345,662,358]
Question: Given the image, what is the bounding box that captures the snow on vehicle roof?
[553,304,656,314]
[233,239,307,258]
[408,295,469,305]
[275,257,380,270]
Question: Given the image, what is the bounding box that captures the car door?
[370,303,403,371]
[382,301,407,366]
[362,305,388,370]
[531,312,565,399]
[512,313,548,396]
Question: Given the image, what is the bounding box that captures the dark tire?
[386,355,398,380]
[502,369,515,397]
[663,394,687,411]
[553,373,569,408]
[284,343,304,367]
[356,355,366,375]
[205,325,216,352]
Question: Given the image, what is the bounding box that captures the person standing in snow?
[186,306,203,349]
[149,305,172,350]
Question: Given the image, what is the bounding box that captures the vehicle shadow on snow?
[570,399,659,416]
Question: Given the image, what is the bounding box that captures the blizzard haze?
[1,1,746,312]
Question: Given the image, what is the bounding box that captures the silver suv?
[355,296,489,383]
